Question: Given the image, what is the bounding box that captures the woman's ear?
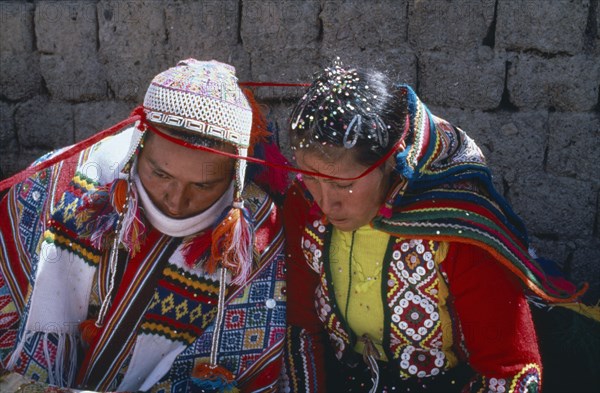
[384,154,397,175]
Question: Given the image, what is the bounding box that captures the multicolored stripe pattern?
[374,85,585,303]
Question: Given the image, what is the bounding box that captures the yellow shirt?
[330,225,390,360]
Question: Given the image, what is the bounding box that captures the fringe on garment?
[6,330,80,388]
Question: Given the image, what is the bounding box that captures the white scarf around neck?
[133,171,234,237]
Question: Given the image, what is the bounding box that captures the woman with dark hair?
[281,61,595,392]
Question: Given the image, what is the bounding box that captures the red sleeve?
[283,182,321,331]
[443,242,542,391]
[282,181,327,392]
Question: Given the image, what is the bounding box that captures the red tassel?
[181,230,213,269]
[379,204,393,218]
[79,319,101,346]
[254,142,290,195]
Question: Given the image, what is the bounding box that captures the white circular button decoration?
[265,299,276,309]
[393,250,401,260]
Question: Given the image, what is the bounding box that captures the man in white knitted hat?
[0,59,286,392]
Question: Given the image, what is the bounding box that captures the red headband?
[0,103,409,193]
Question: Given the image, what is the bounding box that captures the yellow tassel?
[557,301,600,322]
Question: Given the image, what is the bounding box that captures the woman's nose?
[317,186,341,214]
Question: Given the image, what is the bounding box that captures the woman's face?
[295,147,393,232]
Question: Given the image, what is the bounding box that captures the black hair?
[145,124,233,152]
[289,61,408,166]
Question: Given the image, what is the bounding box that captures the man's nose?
[164,183,188,215]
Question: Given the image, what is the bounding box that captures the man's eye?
[153,171,168,179]
[193,183,211,189]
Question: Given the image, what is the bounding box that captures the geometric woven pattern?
[143,59,252,147]
[154,252,286,392]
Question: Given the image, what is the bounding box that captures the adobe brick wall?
[1,0,598,300]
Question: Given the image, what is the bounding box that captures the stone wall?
[1,0,599,300]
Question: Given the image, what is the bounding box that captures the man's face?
[137,132,235,219]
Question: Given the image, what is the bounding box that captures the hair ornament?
[343,114,362,148]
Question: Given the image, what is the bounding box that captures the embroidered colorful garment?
[0,127,286,392]
[280,86,586,392]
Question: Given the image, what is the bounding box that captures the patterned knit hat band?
[143,59,253,148]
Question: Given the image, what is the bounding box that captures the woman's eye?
[334,183,353,189]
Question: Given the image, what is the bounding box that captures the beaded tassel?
[191,267,239,392]
[80,179,130,346]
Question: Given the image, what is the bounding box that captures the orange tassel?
[79,319,101,346]
[209,205,253,285]
[111,178,128,213]
[208,208,241,275]
[192,363,235,382]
